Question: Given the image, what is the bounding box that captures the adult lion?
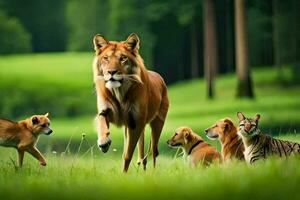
[92,33,169,172]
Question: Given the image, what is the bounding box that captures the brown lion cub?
[205,118,244,162]
[167,127,220,166]
[0,113,52,167]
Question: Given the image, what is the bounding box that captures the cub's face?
[93,33,141,89]
[167,127,193,148]
[30,113,53,135]
[205,118,234,140]
[237,112,260,137]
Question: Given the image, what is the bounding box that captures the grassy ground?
[0,53,300,199]
[0,53,95,117]
[1,150,300,200]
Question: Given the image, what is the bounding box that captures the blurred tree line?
[0,0,299,84]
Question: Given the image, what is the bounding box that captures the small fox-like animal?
[0,113,52,167]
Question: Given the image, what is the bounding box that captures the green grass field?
[1,152,300,200]
[0,53,300,199]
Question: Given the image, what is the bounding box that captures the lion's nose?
[108,70,118,75]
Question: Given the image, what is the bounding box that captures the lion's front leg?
[96,112,111,153]
[96,92,111,153]
[96,95,111,153]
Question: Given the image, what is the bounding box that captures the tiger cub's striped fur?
[237,112,300,164]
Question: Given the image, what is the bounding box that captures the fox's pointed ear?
[237,112,246,121]
[125,33,140,52]
[254,114,260,121]
[32,116,39,125]
[45,113,49,117]
[93,34,109,52]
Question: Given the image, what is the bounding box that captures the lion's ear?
[93,34,109,51]
[125,33,140,52]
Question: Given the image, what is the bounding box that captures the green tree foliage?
[109,0,155,66]
[0,0,299,85]
[272,0,300,84]
[67,0,154,66]
[246,0,273,67]
[0,81,94,118]
[273,0,300,65]
[1,0,67,52]
[0,9,31,54]
[66,0,109,51]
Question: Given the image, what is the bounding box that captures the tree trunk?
[203,0,218,99]
[190,22,199,79]
[235,0,254,98]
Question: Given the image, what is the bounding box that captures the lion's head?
[93,33,143,89]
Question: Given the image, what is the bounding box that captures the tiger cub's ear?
[93,34,109,52]
[254,114,261,121]
[237,112,246,121]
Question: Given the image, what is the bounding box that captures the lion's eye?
[103,56,109,61]
[120,55,127,62]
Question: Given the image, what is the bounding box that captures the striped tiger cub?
[237,112,300,164]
